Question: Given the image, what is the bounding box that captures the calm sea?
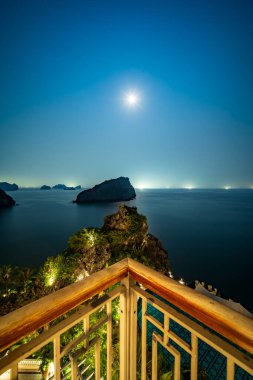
[0,189,252,311]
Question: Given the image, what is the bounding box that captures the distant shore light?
[135,182,154,189]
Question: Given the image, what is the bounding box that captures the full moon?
[124,91,140,107]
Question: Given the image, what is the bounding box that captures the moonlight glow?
[124,91,140,107]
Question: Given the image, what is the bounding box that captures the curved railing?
[0,258,252,379]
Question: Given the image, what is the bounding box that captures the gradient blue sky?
[0,0,253,188]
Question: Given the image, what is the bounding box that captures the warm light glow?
[48,362,55,376]
[124,91,140,107]
[45,265,59,287]
[76,273,84,281]
[136,184,146,190]
[88,232,95,246]
[179,278,185,285]
[48,273,55,286]
[76,270,90,282]
[224,186,230,190]
[185,185,194,190]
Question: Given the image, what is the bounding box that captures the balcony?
[0,258,252,379]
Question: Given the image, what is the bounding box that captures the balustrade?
[0,258,252,379]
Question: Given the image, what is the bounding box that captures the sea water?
[0,188,252,310]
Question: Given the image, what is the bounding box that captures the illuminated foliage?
[0,206,171,377]
[0,205,170,316]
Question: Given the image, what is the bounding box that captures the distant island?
[40,185,51,190]
[0,182,19,191]
[0,189,16,208]
[75,177,136,203]
[53,184,81,190]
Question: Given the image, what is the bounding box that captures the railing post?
[53,335,61,380]
[120,274,136,380]
[227,358,235,379]
[95,339,101,380]
[141,299,147,380]
[83,315,89,348]
[10,364,18,380]
[130,288,137,380]
[120,277,129,380]
[107,301,112,380]
[191,334,198,380]
[70,356,77,379]
[152,334,158,380]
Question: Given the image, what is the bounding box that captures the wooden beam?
[0,256,253,366]
[0,259,128,352]
[128,258,253,355]
[0,287,122,375]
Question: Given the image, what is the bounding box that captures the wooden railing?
[0,258,252,379]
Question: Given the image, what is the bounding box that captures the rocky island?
[0,188,16,208]
[75,177,136,203]
[53,184,81,190]
[40,185,51,190]
[0,182,18,191]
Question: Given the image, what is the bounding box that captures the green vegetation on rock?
[0,205,170,315]
[0,205,172,379]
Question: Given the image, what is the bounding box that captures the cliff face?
[67,205,170,275]
[75,177,136,203]
[0,189,16,208]
[103,205,170,273]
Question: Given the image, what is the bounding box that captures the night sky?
[1,0,253,188]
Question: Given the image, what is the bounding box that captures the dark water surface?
[0,189,252,310]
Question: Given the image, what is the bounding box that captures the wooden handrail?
[127,258,253,355]
[0,259,128,352]
[0,257,253,355]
